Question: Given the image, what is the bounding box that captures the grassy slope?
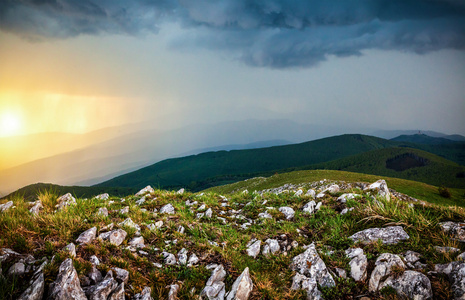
[302,147,465,188]
[206,169,465,207]
[1,177,465,299]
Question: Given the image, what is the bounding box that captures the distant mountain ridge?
[391,133,462,144]
[95,134,465,191]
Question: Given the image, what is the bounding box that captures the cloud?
[0,0,464,68]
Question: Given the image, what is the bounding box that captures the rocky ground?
[0,179,465,299]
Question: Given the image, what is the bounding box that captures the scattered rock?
[369,253,406,292]
[119,206,129,214]
[201,264,226,300]
[305,189,316,198]
[346,248,367,282]
[364,180,390,201]
[18,272,44,300]
[246,239,261,258]
[29,201,43,215]
[205,208,213,218]
[119,218,140,230]
[226,267,253,300]
[380,270,433,300]
[337,193,359,203]
[163,252,177,265]
[435,246,461,254]
[99,229,127,246]
[188,253,199,266]
[279,207,295,220]
[160,204,175,214]
[262,239,280,257]
[94,193,109,200]
[302,201,316,214]
[133,286,153,300]
[349,226,409,245]
[112,267,129,284]
[439,221,465,242]
[335,268,347,279]
[435,261,465,300]
[87,266,103,285]
[76,227,97,245]
[108,282,125,300]
[48,258,87,300]
[177,188,185,194]
[0,201,14,212]
[56,193,76,210]
[8,262,26,276]
[258,211,272,219]
[294,190,303,197]
[63,243,76,258]
[326,184,340,194]
[178,248,188,265]
[135,186,154,197]
[129,237,145,248]
[168,283,180,300]
[97,207,108,217]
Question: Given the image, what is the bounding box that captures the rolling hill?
[96,134,465,191]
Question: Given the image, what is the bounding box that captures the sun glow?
[0,112,22,137]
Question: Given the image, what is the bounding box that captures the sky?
[0,0,464,138]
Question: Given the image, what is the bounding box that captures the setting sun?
[0,112,22,137]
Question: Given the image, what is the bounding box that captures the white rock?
[349,226,409,245]
[379,270,432,300]
[135,186,154,196]
[49,258,87,300]
[76,227,97,245]
[246,240,261,258]
[364,180,390,201]
[305,189,316,198]
[226,267,253,300]
[345,248,367,282]
[369,253,406,292]
[160,204,175,214]
[94,193,109,200]
[279,207,295,220]
[302,201,316,214]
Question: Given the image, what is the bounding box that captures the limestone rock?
[97,207,108,217]
[369,253,406,292]
[49,258,87,300]
[305,189,316,198]
[178,248,188,265]
[63,243,76,258]
[201,264,226,300]
[302,201,316,214]
[160,203,175,214]
[364,180,390,201]
[0,201,13,212]
[349,226,409,245]
[88,265,103,285]
[279,207,295,220]
[177,188,185,194]
[168,283,180,300]
[439,221,465,242]
[120,206,129,214]
[380,270,432,300]
[163,252,177,265]
[326,184,340,194]
[8,262,26,276]
[289,243,335,288]
[435,246,461,254]
[226,267,253,300]
[346,248,367,282]
[435,261,465,299]
[337,193,359,203]
[108,282,125,300]
[56,193,76,210]
[294,190,303,197]
[29,201,43,215]
[99,229,127,246]
[246,239,261,258]
[135,186,154,197]
[262,239,280,257]
[76,227,97,245]
[133,286,153,300]
[18,272,45,300]
[119,218,140,230]
[85,270,118,300]
[129,236,145,248]
[94,193,109,200]
[258,211,272,219]
[112,267,129,284]
[188,253,199,266]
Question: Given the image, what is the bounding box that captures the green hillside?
[303,147,465,188]
[206,169,465,207]
[95,134,398,190]
[391,133,458,144]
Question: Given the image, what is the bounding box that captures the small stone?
[434,246,461,254]
[63,243,76,258]
[262,239,280,257]
[8,262,26,276]
[177,188,185,194]
[119,206,129,214]
[346,248,367,282]
[55,193,76,210]
[129,237,145,248]
[279,207,295,220]
[112,267,129,284]
[335,268,347,279]
[88,265,103,285]
[294,190,303,197]
[188,254,199,266]
[132,286,153,300]
[135,186,154,196]
[168,284,180,300]
[302,201,316,214]
[76,227,97,245]
[160,204,175,214]
[18,272,44,300]
[379,270,432,300]
[246,239,261,258]
[258,211,272,219]
[94,193,109,200]
[364,180,390,201]
[49,258,87,300]
[119,218,140,230]
[305,189,316,198]
[163,252,177,265]
[178,248,188,265]
[90,255,100,266]
[29,201,43,215]
[226,267,253,300]
[97,207,108,217]
[369,253,406,292]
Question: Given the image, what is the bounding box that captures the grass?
[0,172,464,299]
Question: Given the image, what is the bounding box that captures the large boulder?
[48,258,87,300]
[379,270,432,300]
[349,226,409,245]
[226,267,253,300]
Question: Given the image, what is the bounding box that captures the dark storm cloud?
[1,0,464,68]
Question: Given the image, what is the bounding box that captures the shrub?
[438,186,452,199]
